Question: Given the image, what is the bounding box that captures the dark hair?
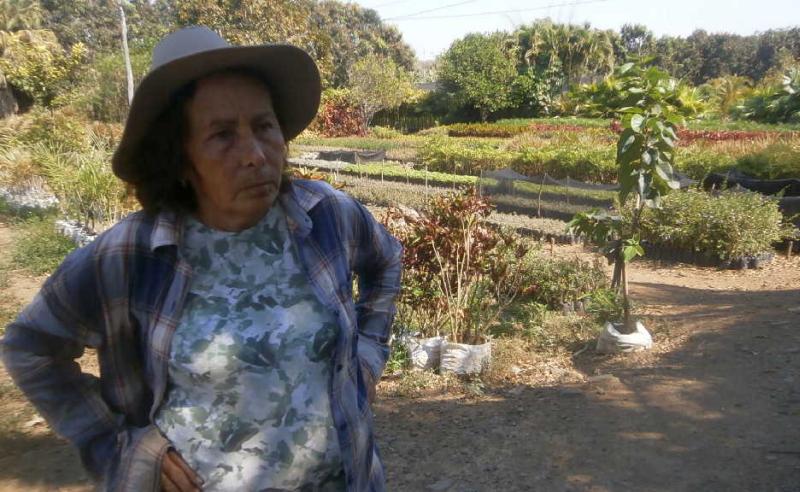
[128,68,292,215]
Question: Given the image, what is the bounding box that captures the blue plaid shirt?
[1,179,402,491]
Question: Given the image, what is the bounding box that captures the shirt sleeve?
[349,199,403,389]
[0,244,169,487]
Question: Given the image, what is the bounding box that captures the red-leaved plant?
[383,189,529,344]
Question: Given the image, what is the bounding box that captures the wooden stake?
[788,241,795,259]
[549,237,555,255]
[537,174,544,218]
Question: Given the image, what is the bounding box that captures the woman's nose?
[240,132,266,168]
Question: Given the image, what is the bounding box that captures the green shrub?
[738,68,800,124]
[66,48,151,123]
[638,189,793,260]
[0,31,87,108]
[418,136,512,175]
[582,288,625,324]
[735,142,800,179]
[512,144,616,182]
[37,145,131,230]
[20,108,92,153]
[446,123,530,138]
[368,126,403,139]
[418,134,618,182]
[518,255,608,308]
[674,144,737,179]
[12,216,77,275]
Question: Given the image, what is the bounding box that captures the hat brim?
[112,44,321,181]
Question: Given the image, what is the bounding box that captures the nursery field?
[0,220,798,491]
[2,113,799,491]
[2,4,800,490]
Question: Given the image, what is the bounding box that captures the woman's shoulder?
[289,178,358,212]
[91,210,173,255]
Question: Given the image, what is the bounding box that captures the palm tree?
[705,75,752,118]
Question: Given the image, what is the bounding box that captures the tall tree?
[519,20,614,89]
[171,0,336,85]
[0,0,42,32]
[438,33,517,121]
[311,1,415,88]
[620,23,654,58]
[349,53,415,129]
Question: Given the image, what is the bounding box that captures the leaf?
[618,62,634,75]
[630,114,645,132]
[617,129,637,156]
[622,243,643,263]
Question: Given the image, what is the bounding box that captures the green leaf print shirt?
[155,204,345,491]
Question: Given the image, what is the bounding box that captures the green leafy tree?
[349,53,415,130]
[569,60,686,333]
[620,23,654,58]
[0,0,42,31]
[39,0,171,56]
[739,66,800,123]
[519,20,615,90]
[437,33,517,122]
[0,29,86,107]
[700,75,752,118]
[172,0,336,85]
[311,1,415,88]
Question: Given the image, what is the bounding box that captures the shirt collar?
[149,179,325,251]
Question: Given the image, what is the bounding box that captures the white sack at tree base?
[405,336,445,371]
[440,341,492,375]
[596,321,653,354]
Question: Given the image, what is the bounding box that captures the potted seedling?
[569,60,693,353]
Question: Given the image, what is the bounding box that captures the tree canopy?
[438,33,517,122]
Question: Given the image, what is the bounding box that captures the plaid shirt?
[1,179,402,492]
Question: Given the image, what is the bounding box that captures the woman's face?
[183,72,286,231]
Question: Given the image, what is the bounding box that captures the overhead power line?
[371,0,419,8]
[386,0,481,19]
[385,0,609,21]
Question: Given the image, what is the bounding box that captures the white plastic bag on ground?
[596,321,653,354]
[440,341,492,375]
[405,336,445,371]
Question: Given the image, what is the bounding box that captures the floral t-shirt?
[154,204,345,491]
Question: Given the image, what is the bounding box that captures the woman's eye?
[212,129,234,140]
[256,121,273,132]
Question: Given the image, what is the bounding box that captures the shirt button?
[336,364,343,372]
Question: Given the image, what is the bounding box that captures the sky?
[355,0,800,60]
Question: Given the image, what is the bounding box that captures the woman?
[0,26,402,492]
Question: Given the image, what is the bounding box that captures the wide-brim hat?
[112,26,321,182]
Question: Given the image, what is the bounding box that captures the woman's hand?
[160,449,204,492]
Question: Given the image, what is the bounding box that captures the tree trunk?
[620,260,635,334]
[119,4,134,105]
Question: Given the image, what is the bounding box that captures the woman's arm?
[350,200,403,396]
[0,245,169,489]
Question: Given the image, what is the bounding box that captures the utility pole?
[119,3,134,105]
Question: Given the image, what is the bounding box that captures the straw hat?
[112,26,321,181]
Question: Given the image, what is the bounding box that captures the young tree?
[569,60,689,335]
[348,52,415,130]
[437,33,517,122]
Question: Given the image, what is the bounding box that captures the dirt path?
[1,222,798,491]
[376,252,800,491]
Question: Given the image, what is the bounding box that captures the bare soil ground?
[1,223,798,491]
